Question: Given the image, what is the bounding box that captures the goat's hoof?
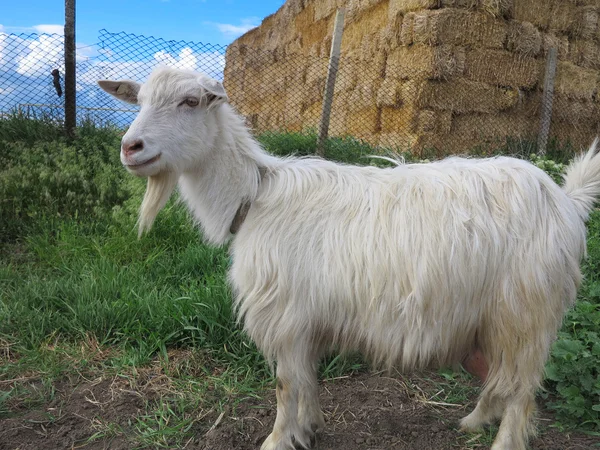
[459,413,484,433]
[260,433,283,450]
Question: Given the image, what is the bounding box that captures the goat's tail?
[563,137,600,221]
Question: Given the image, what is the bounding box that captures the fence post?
[538,47,557,156]
[317,7,345,157]
[64,0,76,138]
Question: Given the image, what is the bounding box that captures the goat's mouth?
[126,153,162,169]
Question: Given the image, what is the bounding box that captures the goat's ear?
[97,80,140,105]
[197,75,228,107]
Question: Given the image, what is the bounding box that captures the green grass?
[0,116,599,447]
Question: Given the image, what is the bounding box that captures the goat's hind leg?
[261,347,321,450]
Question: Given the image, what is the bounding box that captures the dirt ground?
[0,372,597,450]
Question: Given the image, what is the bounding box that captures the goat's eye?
[181,97,199,107]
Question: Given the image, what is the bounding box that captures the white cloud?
[213,17,260,38]
[0,24,5,33]
[1,24,64,35]
[154,47,198,70]
[33,24,64,35]
[16,34,63,76]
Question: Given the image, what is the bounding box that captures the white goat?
[99,66,600,450]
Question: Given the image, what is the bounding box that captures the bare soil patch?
[0,372,597,450]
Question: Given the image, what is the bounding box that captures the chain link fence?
[1,28,598,158]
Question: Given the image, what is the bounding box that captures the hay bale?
[347,84,379,112]
[389,0,439,16]
[382,9,404,50]
[305,60,328,86]
[542,33,569,59]
[341,1,389,55]
[439,0,478,9]
[571,6,599,40]
[378,132,419,151]
[513,0,578,32]
[386,45,466,80]
[418,109,453,134]
[552,97,598,126]
[567,39,600,70]
[314,0,346,21]
[283,92,304,132]
[513,0,547,29]
[345,107,381,137]
[450,111,536,151]
[412,8,507,48]
[380,105,419,134]
[377,77,401,107]
[419,79,519,113]
[346,0,387,24]
[301,101,323,129]
[481,0,513,18]
[300,18,331,53]
[464,49,540,88]
[549,2,578,33]
[400,12,416,46]
[554,61,597,100]
[507,21,542,57]
[335,62,358,93]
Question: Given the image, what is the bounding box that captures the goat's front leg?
[261,348,321,450]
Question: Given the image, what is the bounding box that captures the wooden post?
[538,47,557,155]
[316,8,345,157]
[64,0,76,138]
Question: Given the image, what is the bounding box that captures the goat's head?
[98,67,229,236]
[98,66,228,178]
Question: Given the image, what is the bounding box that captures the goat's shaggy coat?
[99,67,600,450]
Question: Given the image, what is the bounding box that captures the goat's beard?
[137,171,178,237]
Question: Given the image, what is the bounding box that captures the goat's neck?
[177,108,271,245]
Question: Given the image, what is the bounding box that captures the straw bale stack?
[224,0,600,153]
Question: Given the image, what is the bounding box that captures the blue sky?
[1,0,286,47]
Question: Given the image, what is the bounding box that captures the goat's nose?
[122,139,144,155]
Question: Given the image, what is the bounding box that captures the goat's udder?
[462,348,489,382]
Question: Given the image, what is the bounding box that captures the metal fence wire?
[1,28,598,156]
